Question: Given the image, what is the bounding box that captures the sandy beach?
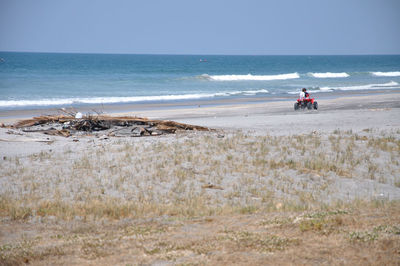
[2,0,400,263]
[1,92,400,265]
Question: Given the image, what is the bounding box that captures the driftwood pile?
[9,114,209,137]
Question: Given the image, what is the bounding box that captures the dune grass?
[0,129,399,264]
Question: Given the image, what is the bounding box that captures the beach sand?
[1,92,400,265]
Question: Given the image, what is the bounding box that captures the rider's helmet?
[302,88,307,92]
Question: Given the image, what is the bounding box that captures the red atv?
[294,97,318,110]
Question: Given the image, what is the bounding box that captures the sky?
[0,0,399,55]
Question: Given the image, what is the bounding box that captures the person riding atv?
[294,88,318,110]
[299,88,309,101]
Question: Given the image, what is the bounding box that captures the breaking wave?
[371,71,400,77]
[0,89,270,108]
[198,71,400,80]
[309,72,349,78]
[200,73,300,81]
[288,81,399,94]
[287,87,334,94]
[335,81,399,91]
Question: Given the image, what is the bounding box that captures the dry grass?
[0,202,399,265]
[0,129,399,264]
[2,130,399,219]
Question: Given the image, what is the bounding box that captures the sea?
[0,52,400,110]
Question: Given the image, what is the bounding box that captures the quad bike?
[294,97,318,110]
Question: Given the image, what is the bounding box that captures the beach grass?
[0,129,399,265]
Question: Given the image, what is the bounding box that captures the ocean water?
[0,52,400,110]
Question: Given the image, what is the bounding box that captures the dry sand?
[0,92,399,265]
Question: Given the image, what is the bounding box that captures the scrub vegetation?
[1,129,399,265]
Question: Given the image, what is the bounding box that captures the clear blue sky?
[1,0,399,55]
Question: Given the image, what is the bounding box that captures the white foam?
[336,81,399,91]
[242,89,269,95]
[319,87,334,92]
[288,88,332,94]
[306,87,334,93]
[0,95,211,107]
[286,81,398,94]
[371,71,400,77]
[309,72,350,78]
[0,89,270,108]
[204,73,300,81]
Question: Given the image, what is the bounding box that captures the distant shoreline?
[1,89,399,124]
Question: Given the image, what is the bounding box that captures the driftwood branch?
[10,114,209,137]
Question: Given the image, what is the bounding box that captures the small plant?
[349,231,378,242]
[299,210,347,234]
[224,230,294,252]
[373,225,400,235]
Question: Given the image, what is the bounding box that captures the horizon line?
[1,50,400,57]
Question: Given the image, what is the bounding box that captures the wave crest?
[337,81,399,91]
[202,73,300,81]
[287,81,399,94]
[0,89,270,108]
[309,72,349,78]
[287,87,334,94]
[371,71,400,77]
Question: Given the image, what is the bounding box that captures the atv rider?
[299,88,310,105]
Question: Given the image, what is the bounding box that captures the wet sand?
[1,90,400,128]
